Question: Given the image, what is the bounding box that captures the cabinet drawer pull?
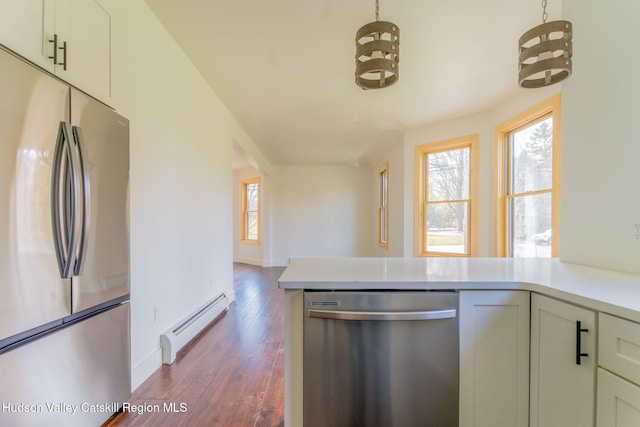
[576,320,589,365]
[48,34,58,65]
[48,35,67,70]
[59,41,67,70]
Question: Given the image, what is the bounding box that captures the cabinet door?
[0,0,54,71]
[597,368,640,426]
[459,291,530,427]
[530,294,596,427]
[53,0,111,101]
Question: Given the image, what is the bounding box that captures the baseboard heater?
[160,292,229,364]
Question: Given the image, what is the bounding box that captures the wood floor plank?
[114,264,285,427]
[254,340,286,427]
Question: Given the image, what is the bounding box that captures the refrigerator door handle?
[51,122,79,279]
[72,126,90,276]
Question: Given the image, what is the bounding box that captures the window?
[378,163,389,248]
[495,94,560,257]
[241,177,260,243]
[415,135,478,257]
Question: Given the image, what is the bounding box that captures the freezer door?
[0,303,131,427]
[0,49,72,343]
[70,90,130,313]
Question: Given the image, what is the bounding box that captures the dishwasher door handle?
[308,308,456,321]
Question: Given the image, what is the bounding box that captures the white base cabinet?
[459,291,530,427]
[597,368,640,426]
[597,313,640,426]
[530,293,596,427]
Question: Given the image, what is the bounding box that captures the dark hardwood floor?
[111,263,286,427]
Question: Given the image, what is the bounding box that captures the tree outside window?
[496,94,560,258]
[415,135,478,257]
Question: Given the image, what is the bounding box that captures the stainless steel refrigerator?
[0,47,130,426]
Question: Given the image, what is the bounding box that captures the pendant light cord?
[541,0,548,23]
[375,0,380,22]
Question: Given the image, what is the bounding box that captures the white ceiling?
[145,0,561,167]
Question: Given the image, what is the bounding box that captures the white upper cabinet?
[0,1,53,70]
[0,0,111,102]
[52,0,111,102]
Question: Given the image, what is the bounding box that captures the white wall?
[233,166,265,266]
[101,0,265,389]
[560,0,640,274]
[271,165,373,265]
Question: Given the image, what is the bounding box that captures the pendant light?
[355,0,399,90]
[518,0,572,88]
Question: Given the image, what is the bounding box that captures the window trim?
[494,93,561,257]
[378,162,389,249]
[414,134,479,257]
[241,177,260,244]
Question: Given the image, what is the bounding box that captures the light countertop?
[278,257,640,322]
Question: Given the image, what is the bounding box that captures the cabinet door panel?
[54,0,111,101]
[530,294,596,427]
[0,0,54,71]
[459,291,530,427]
[597,368,640,427]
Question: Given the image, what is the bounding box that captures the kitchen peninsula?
[279,257,640,427]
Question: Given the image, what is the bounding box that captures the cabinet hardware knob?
[576,320,589,365]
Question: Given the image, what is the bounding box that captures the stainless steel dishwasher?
[303,291,459,427]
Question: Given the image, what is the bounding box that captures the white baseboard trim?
[233,257,289,268]
[131,348,162,392]
[233,256,262,266]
